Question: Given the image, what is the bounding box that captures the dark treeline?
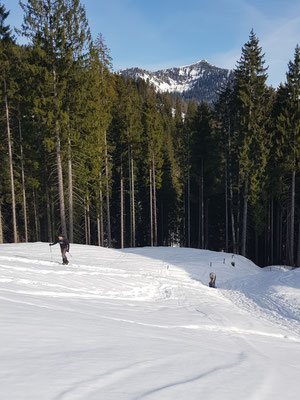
[1,1,300,267]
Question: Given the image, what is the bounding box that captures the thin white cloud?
[211,0,300,86]
[261,16,300,86]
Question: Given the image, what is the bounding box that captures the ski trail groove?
[133,352,247,400]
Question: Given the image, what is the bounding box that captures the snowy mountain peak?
[119,59,234,104]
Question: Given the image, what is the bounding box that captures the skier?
[209,272,216,288]
[49,234,70,265]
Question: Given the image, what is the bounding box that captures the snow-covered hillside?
[119,60,233,104]
[1,243,300,399]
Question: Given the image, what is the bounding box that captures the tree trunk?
[18,108,28,242]
[241,175,248,257]
[33,190,38,241]
[51,195,55,240]
[53,69,67,236]
[289,168,296,265]
[279,209,283,264]
[265,201,271,266]
[87,196,91,245]
[275,205,281,264]
[67,126,73,243]
[187,168,191,248]
[100,189,104,246]
[33,188,40,241]
[271,198,274,265]
[128,150,132,247]
[98,173,104,247]
[104,131,111,247]
[84,195,91,245]
[225,157,228,252]
[98,177,104,247]
[4,78,18,242]
[152,153,157,246]
[296,221,300,267]
[46,187,52,242]
[55,127,67,236]
[227,118,236,253]
[182,188,186,246]
[97,215,101,247]
[236,168,241,253]
[0,199,3,243]
[205,200,209,249]
[160,200,164,246]
[84,198,88,245]
[201,159,204,248]
[198,177,201,248]
[120,164,124,249]
[149,167,153,247]
[97,196,104,247]
[266,206,270,265]
[131,155,136,247]
[229,179,236,253]
[255,231,259,264]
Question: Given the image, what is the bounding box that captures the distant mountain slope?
[119,59,234,104]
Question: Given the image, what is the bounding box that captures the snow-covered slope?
[0,243,300,399]
[119,60,233,104]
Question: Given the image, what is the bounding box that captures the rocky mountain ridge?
[119,60,233,104]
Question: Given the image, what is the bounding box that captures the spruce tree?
[0,3,18,242]
[142,96,163,246]
[191,102,218,250]
[20,0,91,238]
[182,100,197,247]
[276,45,300,266]
[110,76,142,247]
[13,45,30,242]
[234,30,270,257]
[215,84,239,253]
[83,36,114,246]
[157,93,182,246]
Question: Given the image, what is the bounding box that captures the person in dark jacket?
[49,234,70,264]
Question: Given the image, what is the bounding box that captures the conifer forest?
[1,1,300,267]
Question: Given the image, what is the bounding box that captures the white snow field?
[0,243,300,400]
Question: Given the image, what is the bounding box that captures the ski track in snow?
[55,359,158,400]
[132,352,247,400]
[0,244,300,399]
[1,249,300,340]
[222,272,300,337]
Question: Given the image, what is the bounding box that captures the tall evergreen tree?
[215,84,239,253]
[276,45,300,266]
[191,102,218,250]
[183,101,196,247]
[110,76,142,248]
[142,96,163,246]
[83,36,114,246]
[157,93,182,245]
[20,0,90,238]
[0,3,18,242]
[234,30,270,257]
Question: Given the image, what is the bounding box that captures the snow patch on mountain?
[119,60,234,103]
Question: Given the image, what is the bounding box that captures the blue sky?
[5,0,300,87]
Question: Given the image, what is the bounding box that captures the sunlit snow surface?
[0,243,300,400]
